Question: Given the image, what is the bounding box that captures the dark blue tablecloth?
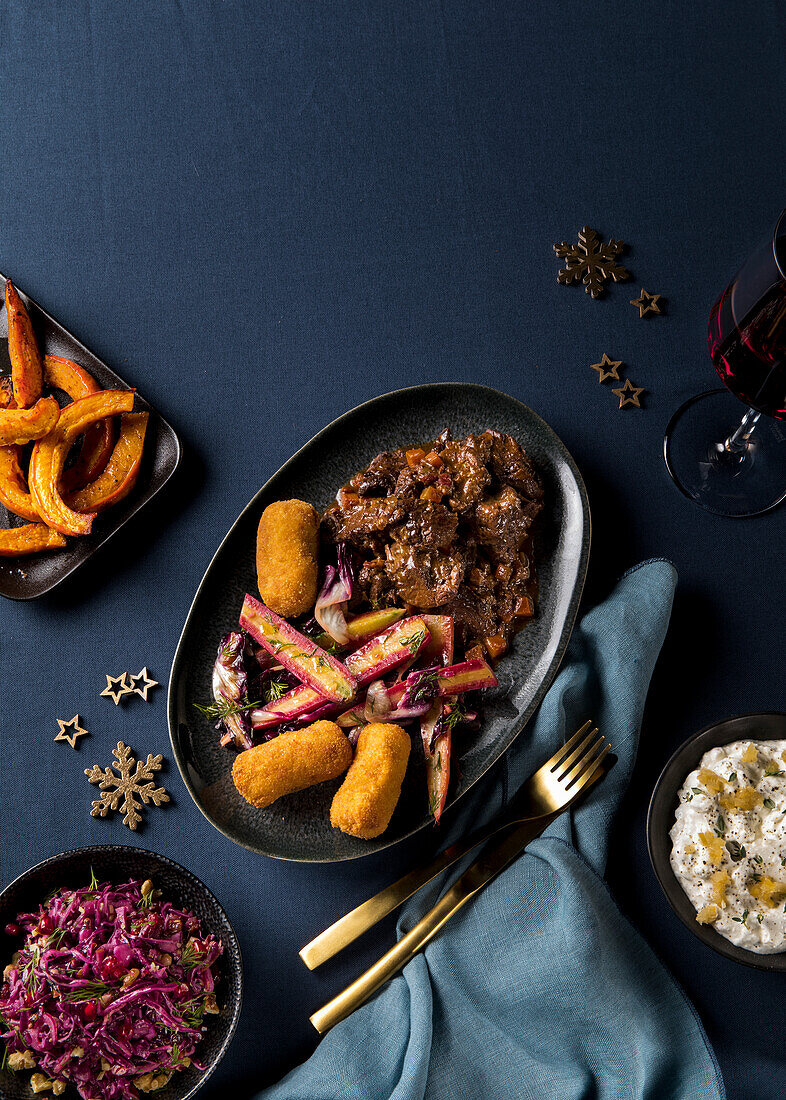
[2,4,785,1097]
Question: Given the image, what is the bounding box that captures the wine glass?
[664,208,786,516]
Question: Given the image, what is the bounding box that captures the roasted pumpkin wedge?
[28,390,134,535]
[0,522,67,556]
[0,396,60,446]
[43,355,115,493]
[0,446,40,521]
[5,280,43,408]
[66,412,148,513]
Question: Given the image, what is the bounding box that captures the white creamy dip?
[670,739,786,953]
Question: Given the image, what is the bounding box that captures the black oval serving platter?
[0,845,242,1100]
[648,711,786,972]
[169,383,590,861]
[0,275,181,600]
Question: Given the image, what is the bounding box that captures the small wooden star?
[612,378,645,409]
[129,667,159,702]
[101,673,133,705]
[629,288,663,318]
[590,354,623,383]
[55,714,89,749]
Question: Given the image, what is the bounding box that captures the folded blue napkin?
[258,561,725,1100]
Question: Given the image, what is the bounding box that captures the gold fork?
[307,721,610,1033]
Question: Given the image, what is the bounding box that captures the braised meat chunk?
[321,430,542,656]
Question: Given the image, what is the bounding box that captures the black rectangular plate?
[0,275,181,600]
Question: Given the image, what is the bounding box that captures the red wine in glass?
[664,209,786,516]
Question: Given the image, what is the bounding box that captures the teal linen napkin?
[258,561,725,1100]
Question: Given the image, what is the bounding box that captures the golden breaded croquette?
[330,722,410,839]
[256,499,319,617]
[232,721,352,809]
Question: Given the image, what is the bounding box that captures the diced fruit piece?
[696,904,719,925]
[749,875,786,908]
[709,868,729,907]
[720,787,763,812]
[420,486,442,502]
[346,607,406,642]
[66,412,148,513]
[0,396,59,446]
[5,279,42,408]
[240,594,357,703]
[742,743,758,763]
[698,831,725,864]
[424,451,443,468]
[697,767,726,794]
[406,448,425,467]
[28,390,135,535]
[514,595,535,618]
[483,633,507,660]
[0,445,40,521]
[0,523,67,556]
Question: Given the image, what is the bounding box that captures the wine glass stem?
[722,407,761,454]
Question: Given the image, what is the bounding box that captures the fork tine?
[560,735,606,786]
[552,726,599,779]
[565,742,610,791]
[546,721,593,772]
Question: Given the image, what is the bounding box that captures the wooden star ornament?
[55,714,89,749]
[590,354,623,383]
[630,288,663,318]
[612,378,645,409]
[129,667,159,702]
[101,673,133,705]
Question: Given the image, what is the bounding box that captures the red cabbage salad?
[0,873,223,1099]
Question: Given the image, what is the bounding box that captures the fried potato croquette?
[256,498,319,618]
[330,722,411,839]
[232,720,352,809]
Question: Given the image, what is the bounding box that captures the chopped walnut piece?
[684,842,696,855]
[204,992,219,1014]
[742,743,758,763]
[52,1083,66,1097]
[8,1050,35,1070]
[30,1073,54,1093]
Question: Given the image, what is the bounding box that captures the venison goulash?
[321,429,543,658]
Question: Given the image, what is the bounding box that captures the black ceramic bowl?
[0,846,242,1100]
[647,711,786,972]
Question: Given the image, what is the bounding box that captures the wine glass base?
[664,388,786,517]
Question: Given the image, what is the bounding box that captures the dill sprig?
[193,697,263,722]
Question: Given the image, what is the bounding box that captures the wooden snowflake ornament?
[554,226,631,298]
[85,741,170,830]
